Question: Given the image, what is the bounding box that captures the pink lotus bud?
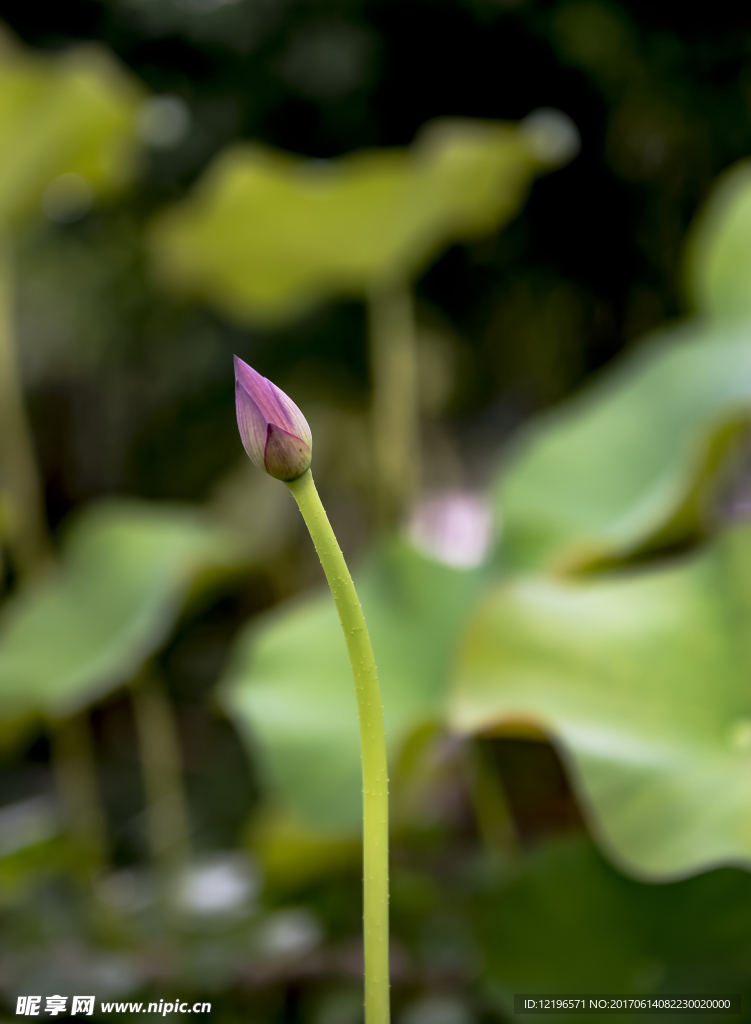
[234,355,312,481]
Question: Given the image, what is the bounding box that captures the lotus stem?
[51,712,108,878]
[467,739,520,862]
[131,666,191,909]
[0,239,108,887]
[286,468,390,1024]
[367,281,420,524]
[0,236,51,579]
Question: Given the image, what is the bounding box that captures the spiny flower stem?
[286,469,390,1024]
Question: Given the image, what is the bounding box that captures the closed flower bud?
[234,355,312,481]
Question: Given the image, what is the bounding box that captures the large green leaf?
[221,540,485,834]
[0,501,234,722]
[497,318,751,571]
[685,158,751,322]
[0,25,143,229]
[473,837,751,1020]
[149,116,573,325]
[451,525,751,878]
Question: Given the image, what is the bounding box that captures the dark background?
[7,0,751,521]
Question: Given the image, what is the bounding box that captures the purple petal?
[264,378,312,448]
[234,355,311,447]
[235,380,268,470]
[263,423,312,481]
[233,356,275,419]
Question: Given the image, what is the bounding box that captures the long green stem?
[131,667,191,909]
[0,236,51,578]
[466,739,520,863]
[0,238,107,883]
[286,469,390,1024]
[368,281,420,524]
[51,712,108,878]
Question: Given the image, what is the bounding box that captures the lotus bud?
[234,355,312,481]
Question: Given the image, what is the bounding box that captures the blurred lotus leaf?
[685,159,751,322]
[473,837,751,1019]
[249,809,361,891]
[451,525,751,878]
[149,113,576,324]
[0,24,144,229]
[0,501,234,725]
[221,540,485,834]
[497,318,751,572]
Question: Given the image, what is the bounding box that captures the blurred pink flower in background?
[407,490,495,568]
